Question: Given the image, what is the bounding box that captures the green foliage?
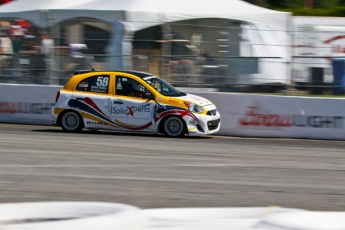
[331,6,345,15]
[265,0,302,9]
[243,0,345,9]
[314,0,339,9]
[243,0,269,8]
[243,0,345,16]
[278,6,345,16]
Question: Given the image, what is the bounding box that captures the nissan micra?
[51,70,221,137]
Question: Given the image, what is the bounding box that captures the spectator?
[0,28,13,81]
[28,41,45,84]
[40,31,55,84]
[40,32,54,58]
[21,35,36,52]
[68,43,94,70]
[10,29,24,80]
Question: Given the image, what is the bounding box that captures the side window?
[147,78,169,94]
[76,75,110,94]
[115,76,147,98]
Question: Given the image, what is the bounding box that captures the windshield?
[142,76,184,97]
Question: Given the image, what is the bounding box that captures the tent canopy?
[0,0,291,32]
[0,0,291,75]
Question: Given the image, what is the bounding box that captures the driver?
[122,80,142,97]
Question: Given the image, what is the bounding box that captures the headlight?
[184,102,204,113]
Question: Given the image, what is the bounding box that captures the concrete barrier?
[1,84,345,140]
[0,84,62,125]
[194,92,345,140]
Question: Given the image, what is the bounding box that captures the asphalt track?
[0,123,345,211]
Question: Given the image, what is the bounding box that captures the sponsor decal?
[91,85,107,93]
[154,104,199,123]
[68,98,153,130]
[189,120,196,125]
[324,35,345,44]
[294,115,343,128]
[0,102,18,113]
[168,99,179,104]
[112,104,150,116]
[239,106,293,127]
[192,96,201,101]
[238,106,344,129]
[0,102,54,114]
[86,121,110,126]
[78,83,88,88]
[143,76,157,80]
[158,98,163,103]
[323,35,345,54]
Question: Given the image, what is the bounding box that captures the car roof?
[73,70,154,79]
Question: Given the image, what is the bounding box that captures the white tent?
[0,0,290,31]
[0,0,292,84]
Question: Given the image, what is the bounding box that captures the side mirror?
[142,92,154,100]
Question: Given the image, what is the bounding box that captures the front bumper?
[186,112,221,136]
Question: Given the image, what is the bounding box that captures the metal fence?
[291,56,345,95]
[0,53,288,91]
[1,16,345,95]
[1,53,339,95]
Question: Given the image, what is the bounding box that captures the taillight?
[55,91,60,103]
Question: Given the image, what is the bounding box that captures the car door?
[72,74,113,129]
[110,75,156,132]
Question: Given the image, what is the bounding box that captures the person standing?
[41,32,54,57]
[40,31,55,84]
[10,30,24,82]
[0,28,13,82]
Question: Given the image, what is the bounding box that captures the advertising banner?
[0,84,62,125]
[195,92,345,140]
[1,84,345,140]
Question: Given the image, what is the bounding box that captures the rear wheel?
[61,111,83,132]
[163,116,185,137]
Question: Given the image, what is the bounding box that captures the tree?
[304,0,313,8]
[265,0,297,8]
[243,0,268,8]
[313,0,338,9]
[243,0,342,9]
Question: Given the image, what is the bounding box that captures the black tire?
[60,111,84,132]
[162,116,186,137]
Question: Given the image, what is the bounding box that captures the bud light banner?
[2,84,345,140]
[193,92,345,140]
[0,84,62,125]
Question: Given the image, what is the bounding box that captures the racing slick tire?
[61,111,84,132]
[163,116,186,137]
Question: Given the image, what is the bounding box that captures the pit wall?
[1,84,344,140]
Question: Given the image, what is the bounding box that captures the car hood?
[175,93,213,106]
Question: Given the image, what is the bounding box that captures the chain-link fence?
[0,53,288,91]
[1,17,345,95]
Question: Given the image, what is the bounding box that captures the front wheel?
[61,111,84,132]
[163,116,185,137]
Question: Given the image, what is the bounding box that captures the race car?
[51,70,221,137]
